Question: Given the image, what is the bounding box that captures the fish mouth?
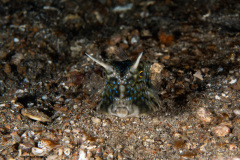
[108,98,139,117]
[97,90,160,117]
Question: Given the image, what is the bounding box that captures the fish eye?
[139,70,143,78]
[102,70,107,78]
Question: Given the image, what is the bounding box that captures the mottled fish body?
[86,53,160,117]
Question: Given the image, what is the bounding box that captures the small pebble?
[31,147,46,156]
[79,149,87,160]
[152,117,160,125]
[150,63,164,87]
[113,3,133,12]
[173,139,186,149]
[212,125,230,137]
[173,133,181,139]
[193,70,203,81]
[141,29,152,37]
[217,67,224,72]
[118,152,123,160]
[57,148,63,156]
[92,117,101,125]
[64,148,71,156]
[233,109,240,116]
[105,45,119,55]
[64,129,71,133]
[42,95,48,100]
[229,78,237,84]
[38,139,59,151]
[130,36,139,44]
[4,63,11,73]
[109,34,121,45]
[215,95,221,100]
[196,107,212,123]
[229,143,237,150]
[46,155,59,160]
[179,150,197,158]
[13,37,19,42]
[21,108,52,122]
[19,143,34,151]
[11,53,24,65]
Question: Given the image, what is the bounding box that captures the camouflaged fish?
[86,52,160,117]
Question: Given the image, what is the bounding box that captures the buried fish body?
[86,52,161,117]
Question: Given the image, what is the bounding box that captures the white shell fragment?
[91,117,101,125]
[64,148,71,156]
[79,149,87,160]
[196,107,212,123]
[212,125,230,137]
[31,147,47,156]
[21,108,52,122]
[193,70,203,81]
[229,78,237,84]
[113,3,133,12]
[233,109,240,116]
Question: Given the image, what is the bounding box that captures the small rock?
[215,95,221,100]
[21,108,52,122]
[158,32,174,46]
[38,139,59,151]
[212,125,230,137]
[92,117,101,125]
[79,149,87,160]
[232,78,240,90]
[4,64,11,74]
[173,139,186,149]
[229,143,237,150]
[141,29,152,37]
[130,36,139,44]
[11,53,24,65]
[102,120,109,126]
[119,43,129,50]
[150,63,164,87]
[163,55,170,60]
[19,143,34,151]
[0,49,9,60]
[31,147,47,156]
[196,107,212,123]
[64,129,71,133]
[11,131,21,143]
[46,155,59,160]
[146,139,154,143]
[193,70,203,81]
[109,34,122,45]
[13,37,19,42]
[63,14,84,30]
[152,117,159,125]
[64,148,71,156]
[87,149,93,159]
[118,152,123,160]
[173,133,181,139]
[0,132,21,151]
[229,78,237,84]
[57,148,63,156]
[233,109,240,116]
[107,152,114,159]
[179,150,197,158]
[95,156,102,160]
[102,152,108,159]
[113,3,133,12]
[105,45,119,55]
